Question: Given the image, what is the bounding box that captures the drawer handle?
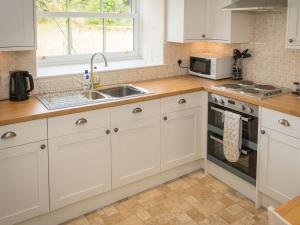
[132,107,143,114]
[75,118,88,125]
[1,131,17,140]
[278,119,290,127]
[178,99,187,104]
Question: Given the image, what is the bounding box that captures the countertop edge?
[1,75,299,126]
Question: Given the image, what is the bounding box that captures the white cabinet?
[111,117,161,188]
[49,128,111,210]
[287,0,300,48]
[259,127,300,203]
[167,0,207,43]
[167,0,252,43]
[0,141,49,225]
[161,107,202,171]
[206,0,252,43]
[0,0,35,51]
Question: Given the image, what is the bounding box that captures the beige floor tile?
[176,213,192,223]
[59,170,267,225]
[136,211,152,221]
[103,205,119,216]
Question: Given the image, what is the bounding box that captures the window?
[36,0,139,65]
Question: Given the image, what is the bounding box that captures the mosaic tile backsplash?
[0,10,300,100]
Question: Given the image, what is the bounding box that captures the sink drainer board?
[37,90,111,110]
[36,84,151,110]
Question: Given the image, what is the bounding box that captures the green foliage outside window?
[36,0,132,25]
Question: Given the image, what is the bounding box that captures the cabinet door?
[111,117,161,188]
[259,127,300,203]
[161,107,202,171]
[0,0,35,49]
[0,141,49,225]
[206,0,232,41]
[184,0,207,40]
[287,0,300,47]
[49,128,111,210]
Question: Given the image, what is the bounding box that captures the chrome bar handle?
[75,118,88,125]
[278,119,290,127]
[178,99,187,104]
[209,135,223,144]
[209,135,249,155]
[133,107,143,114]
[210,106,250,122]
[1,131,17,140]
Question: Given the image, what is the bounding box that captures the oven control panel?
[208,93,259,117]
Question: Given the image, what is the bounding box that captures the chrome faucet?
[89,52,108,90]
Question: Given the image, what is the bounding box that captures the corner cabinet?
[0,0,35,51]
[110,100,161,189]
[259,108,300,203]
[286,0,300,48]
[161,92,207,171]
[167,0,252,43]
[161,108,202,171]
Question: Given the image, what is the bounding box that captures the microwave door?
[191,57,211,75]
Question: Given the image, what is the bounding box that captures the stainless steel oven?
[207,93,259,185]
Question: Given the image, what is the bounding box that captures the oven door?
[207,102,258,185]
[190,57,211,75]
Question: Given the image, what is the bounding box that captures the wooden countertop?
[0,75,300,126]
[276,196,300,225]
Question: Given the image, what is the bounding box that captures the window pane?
[36,0,66,12]
[103,0,131,13]
[37,17,69,57]
[105,18,133,53]
[71,18,104,55]
[69,0,101,12]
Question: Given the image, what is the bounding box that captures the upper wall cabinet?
[0,0,35,51]
[167,0,253,43]
[287,0,300,48]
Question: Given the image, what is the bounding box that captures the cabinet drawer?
[48,109,110,138]
[261,108,300,139]
[0,119,47,150]
[110,99,161,124]
[161,92,203,114]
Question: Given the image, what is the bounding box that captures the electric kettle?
[9,70,34,101]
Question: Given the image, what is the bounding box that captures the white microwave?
[189,53,233,80]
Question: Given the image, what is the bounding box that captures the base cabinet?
[0,141,49,225]
[259,127,300,203]
[111,117,161,188]
[161,107,202,171]
[49,128,111,210]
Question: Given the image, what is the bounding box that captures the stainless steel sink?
[82,91,107,100]
[98,84,150,98]
[37,85,150,110]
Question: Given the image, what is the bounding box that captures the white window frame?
[36,0,140,67]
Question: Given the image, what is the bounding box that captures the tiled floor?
[62,170,268,225]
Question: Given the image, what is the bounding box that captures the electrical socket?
[177,59,183,66]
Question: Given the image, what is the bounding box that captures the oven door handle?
[209,135,250,155]
[210,106,251,122]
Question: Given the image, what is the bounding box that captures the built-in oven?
[207,94,259,185]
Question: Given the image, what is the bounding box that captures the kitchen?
[1,0,300,225]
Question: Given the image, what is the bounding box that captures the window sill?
[37,59,165,78]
